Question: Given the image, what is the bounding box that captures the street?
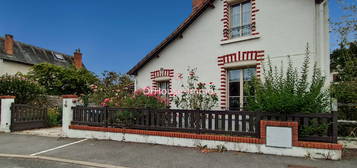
[0,133,356,168]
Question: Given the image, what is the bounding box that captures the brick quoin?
[217,50,265,109]
[150,69,174,104]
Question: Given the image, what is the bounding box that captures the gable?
[127,0,216,75]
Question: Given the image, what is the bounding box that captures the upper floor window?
[230,1,252,38]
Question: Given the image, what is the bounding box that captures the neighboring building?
[128,0,330,110]
[0,34,83,75]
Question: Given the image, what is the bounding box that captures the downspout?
[316,0,328,78]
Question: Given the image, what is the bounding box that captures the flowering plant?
[120,87,167,109]
[173,68,218,110]
[87,71,133,107]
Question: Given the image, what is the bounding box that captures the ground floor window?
[228,67,255,110]
[157,81,170,103]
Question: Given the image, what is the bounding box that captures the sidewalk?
[0,133,356,168]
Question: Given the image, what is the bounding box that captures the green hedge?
[0,74,45,104]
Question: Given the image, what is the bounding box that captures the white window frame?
[157,80,170,103]
[227,67,255,110]
[229,0,252,39]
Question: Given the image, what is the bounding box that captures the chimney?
[4,34,14,55]
[73,49,83,69]
[192,0,206,10]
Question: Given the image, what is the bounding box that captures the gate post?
[0,96,15,133]
[62,95,78,137]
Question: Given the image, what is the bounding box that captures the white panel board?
[266,126,292,148]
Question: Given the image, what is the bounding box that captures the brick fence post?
[62,95,78,137]
[0,96,15,133]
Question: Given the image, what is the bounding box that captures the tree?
[331,0,357,45]
[28,63,98,96]
[330,0,357,120]
[330,42,357,120]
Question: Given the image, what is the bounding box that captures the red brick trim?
[0,96,16,99]
[221,1,230,41]
[221,0,261,41]
[150,69,175,105]
[70,120,342,151]
[251,0,260,35]
[69,125,261,144]
[62,95,78,99]
[260,120,299,146]
[260,121,343,150]
[217,50,265,109]
[150,69,174,79]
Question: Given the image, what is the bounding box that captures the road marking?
[0,153,129,168]
[30,139,88,156]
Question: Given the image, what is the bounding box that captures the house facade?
[128,0,330,110]
[0,34,83,75]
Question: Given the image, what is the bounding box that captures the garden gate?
[10,104,48,131]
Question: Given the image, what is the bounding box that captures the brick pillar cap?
[62,95,78,99]
[0,96,16,99]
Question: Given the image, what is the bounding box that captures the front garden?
[0,45,354,141]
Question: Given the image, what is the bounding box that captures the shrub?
[87,71,133,106]
[246,46,329,114]
[47,107,62,126]
[174,68,219,110]
[107,87,167,127]
[119,88,167,109]
[0,74,45,104]
[28,63,98,96]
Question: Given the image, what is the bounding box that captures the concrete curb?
[0,153,128,168]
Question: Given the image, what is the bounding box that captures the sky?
[0,0,353,75]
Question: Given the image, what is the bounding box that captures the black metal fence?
[71,106,338,143]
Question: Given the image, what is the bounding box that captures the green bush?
[0,74,45,104]
[87,71,133,106]
[300,119,329,137]
[119,88,167,109]
[109,88,167,126]
[47,107,62,126]
[28,63,98,96]
[246,46,329,114]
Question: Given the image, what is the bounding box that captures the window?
[230,1,252,38]
[158,81,170,103]
[228,67,255,110]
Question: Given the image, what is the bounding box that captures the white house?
[128,0,330,110]
[0,34,84,75]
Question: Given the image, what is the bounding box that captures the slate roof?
[127,0,325,75]
[0,36,74,67]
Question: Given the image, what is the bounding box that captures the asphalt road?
[0,157,95,168]
[0,133,356,168]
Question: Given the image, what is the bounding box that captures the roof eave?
[127,0,215,75]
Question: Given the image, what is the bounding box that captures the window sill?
[220,34,261,45]
[154,77,171,82]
